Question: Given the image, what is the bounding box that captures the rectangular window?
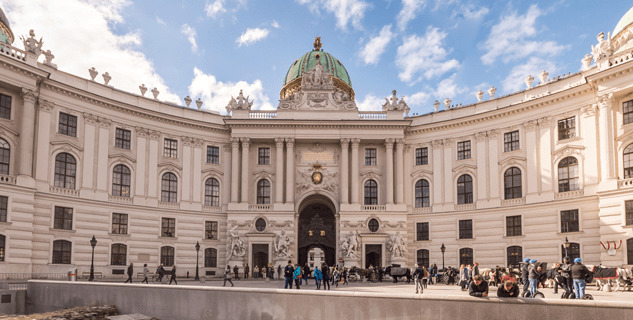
[626,200,633,226]
[53,206,73,230]
[0,94,11,120]
[561,209,580,233]
[457,141,471,160]
[205,221,218,240]
[115,128,131,150]
[207,146,220,164]
[258,147,270,165]
[624,100,633,125]
[365,148,377,165]
[504,131,520,152]
[161,218,176,237]
[558,117,576,140]
[458,219,473,239]
[415,147,428,165]
[416,222,429,241]
[163,139,178,158]
[58,112,77,137]
[111,213,128,235]
[506,215,522,237]
[0,196,6,222]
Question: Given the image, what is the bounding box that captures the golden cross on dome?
[313,36,322,51]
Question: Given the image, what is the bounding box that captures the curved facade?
[1,9,633,277]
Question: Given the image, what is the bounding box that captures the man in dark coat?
[124,263,133,283]
[560,257,573,297]
[233,265,240,280]
[244,264,250,279]
[497,280,519,297]
[571,258,591,299]
[284,260,294,289]
[468,275,489,297]
[169,265,177,285]
[521,258,530,295]
[321,264,330,290]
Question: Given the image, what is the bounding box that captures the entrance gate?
[297,197,336,267]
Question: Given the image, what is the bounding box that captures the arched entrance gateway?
[297,195,337,267]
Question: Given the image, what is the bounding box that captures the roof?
[613,6,633,39]
[283,50,352,88]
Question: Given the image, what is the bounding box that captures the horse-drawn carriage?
[349,266,380,283]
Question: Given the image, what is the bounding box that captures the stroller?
[553,272,594,300]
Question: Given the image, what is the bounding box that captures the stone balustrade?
[618,177,633,188]
[501,198,526,206]
[49,186,79,197]
[249,204,273,211]
[0,43,26,62]
[158,201,179,208]
[0,174,16,185]
[108,195,132,204]
[362,204,386,211]
[358,111,387,120]
[412,207,432,213]
[554,189,584,199]
[248,111,277,119]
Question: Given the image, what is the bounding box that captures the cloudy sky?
[1,0,630,115]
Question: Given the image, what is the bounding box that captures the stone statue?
[227,225,246,260]
[42,50,57,68]
[151,87,160,99]
[591,32,613,61]
[139,84,147,96]
[21,30,43,56]
[89,67,98,81]
[387,231,408,258]
[225,90,253,112]
[313,59,324,86]
[341,230,360,259]
[102,72,111,86]
[274,230,294,258]
[313,36,322,51]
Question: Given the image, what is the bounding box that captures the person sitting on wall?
[468,275,489,297]
[497,280,519,298]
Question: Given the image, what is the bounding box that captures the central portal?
[297,195,336,267]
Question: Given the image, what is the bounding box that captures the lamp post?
[89,235,97,281]
[563,237,570,258]
[195,241,200,281]
[440,243,446,270]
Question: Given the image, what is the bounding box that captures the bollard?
[201,276,205,284]
[604,283,612,292]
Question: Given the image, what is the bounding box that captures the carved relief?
[21,89,37,103]
[581,105,597,117]
[83,113,98,125]
[474,132,487,141]
[40,100,54,112]
[431,140,444,148]
[488,129,500,138]
[295,165,338,195]
[553,146,585,163]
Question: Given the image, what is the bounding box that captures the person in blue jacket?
[293,264,302,289]
[314,266,322,290]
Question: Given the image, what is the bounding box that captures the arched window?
[504,167,522,199]
[415,179,430,208]
[558,157,579,192]
[0,139,9,175]
[111,244,127,266]
[54,153,76,189]
[628,238,633,265]
[161,246,175,267]
[0,234,4,261]
[161,173,178,203]
[205,248,217,268]
[561,242,580,261]
[204,178,220,207]
[457,174,473,204]
[416,249,429,268]
[257,179,270,204]
[507,246,522,267]
[624,144,633,179]
[364,180,378,205]
[459,248,473,266]
[52,240,72,264]
[112,164,131,197]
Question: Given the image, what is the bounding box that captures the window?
[0,234,4,261]
[365,148,377,166]
[204,178,220,207]
[163,138,178,158]
[52,240,72,264]
[53,206,73,230]
[255,218,266,232]
[111,213,128,234]
[54,153,76,189]
[506,215,522,237]
[504,131,520,152]
[0,94,11,119]
[58,112,77,137]
[111,244,127,266]
[628,238,633,265]
[112,164,131,197]
[161,217,175,237]
[624,144,633,179]
[624,100,633,125]
[459,248,473,266]
[205,248,217,268]
[558,117,576,140]
[415,179,430,208]
[561,209,579,233]
[561,243,580,261]
[627,200,633,226]
[457,141,471,160]
[504,167,522,199]
[459,219,473,239]
[0,138,9,175]
[368,218,379,232]
[457,174,473,204]
[415,147,428,165]
[161,173,178,203]
[207,146,219,164]
[558,157,579,192]
[160,246,175,266]
[364,180,378,205]
[205,221,218,240]
[416,222,429,241]
[0,196,6,222]
[507,246,522,267]
[115,128,131,150]
[256,179,270,204]
[416,249,430,268]
[258,147,270,165]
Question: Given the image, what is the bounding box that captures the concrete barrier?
[0,289,26,315]
[26,281,633,320]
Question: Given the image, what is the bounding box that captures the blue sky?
[2,0,632,115]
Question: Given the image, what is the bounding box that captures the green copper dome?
[0,7,14,44]
[613,6,633,39]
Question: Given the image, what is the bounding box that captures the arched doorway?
[297,195,336,266]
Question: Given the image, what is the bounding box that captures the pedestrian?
[293,264,302,289]
[141,263,149,284]
[473,262,480,277]
[468,275,489,297]
[303,263,310,285]
[521,258,530,295]
[571,258,591,299]
[277,265,282,280]
[459,264,469,291]
[488,269,497,287]
[497,280,519,297]
[412,264,425,294]
[262,266,267,279]
[528,259,541,297]
[284,260,294,289]
[124,262,134,283]
[332,267,340,288]
[314,266,322,290]
[244,264,250,279]
[550,263,560,294]
[233,265,240,280]
[342,267,349,285]
[254,265,259,279]
[169,265,178,285]
[156,264,165,283]
[223,265,234,287]
[560,257,573,297]
[321,263,330,290]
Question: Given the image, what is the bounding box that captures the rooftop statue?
[226,89,253,114]
[21,29,43,56]
[591,32,613,61]
[382,90,410,116]
[313,36,322,51]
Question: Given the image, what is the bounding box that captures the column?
[350,138,360,204]
[488,130,500,200]
[443,139,453,204]
[230,138,239,203]
[598,94,616,180]
[285,138,295,204]
[81,114,98,190]
[192,139,203,203]
[240,137,250,204]
[395,139,404,204]
[385,138,394,205]
[19,89,37,177]
[475,132,488,201]
[34,101,53,182]
[95,118,111,192]
[403,145,413,205]
[340,139,349,205]
[182,138,192,202]
[431,140,444,205]
[524,121,539,196]
[275,137,284,204]
[135,128,148,197]
[147,131,159,199]
[538,117,553,193]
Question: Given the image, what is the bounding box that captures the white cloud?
[359,25,394,64]
[205,0,227,18]
[236,28,270,47]
[502,57,557,93]
[156,17,166,26]
[181,24,198,53]
[481,5,566,65]
[397,0,425,32]
[403,74,465,110]
[396,27,460,84]
[296,0,369,30]
[188,68,274,114]
[1,0,179,102]
[434,73,464,99]
[457,4,489,20]
[356,93,384,111]
[271,20,280,29]
[406,91,430,107]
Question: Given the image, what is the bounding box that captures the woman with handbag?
[293,264,302,289]
[224,265,234,287]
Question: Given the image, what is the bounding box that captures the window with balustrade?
[257,179,271,204]
[364,179,378,205]
[415,179,430,208]
[457,174,473,204]
[54,153,76,189]
[161,173,178,203]
[558,157,579,192]
[504,167,522,199]
[204,178,220,207]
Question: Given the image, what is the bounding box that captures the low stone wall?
[0,289,26,315]
[26,281,633,320]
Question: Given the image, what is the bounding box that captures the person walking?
[528,259,541,297]
[124,263,134,283]
[459,264,469,291]
[571,258,591,299]
[332,267,340,288]
[233,265,240,280]
[314,266,322,290]
[303,263,310,285]
[141,263,149,284]
[521,258,530,295]
[284,260,294,289]
[244,264,250,279]
[412,264,425,294]
[342,267,349,285]
[169,265,178,285]
[321,263,330,290]
[293,264,302,289]
[223,265,234,287]
[277,265,282,280]
[254,265,259,279]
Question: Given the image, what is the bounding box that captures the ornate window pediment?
[498,156,526,167]
[553,145,585,163]
[201,167,225,176]
[360,168,382,180]
[108,153,136,164]
[410,168,433,180]
[50,140,83,152]
[157,162,182,172]
[253,168,275,181]
[452,163,477,173]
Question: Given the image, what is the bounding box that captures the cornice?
[0,55,49,80]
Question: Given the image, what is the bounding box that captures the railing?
[203,205,221,212]
[0,43,27,62]
[249,204,273,211]
[249,111,277,119]
[8,283,27,290]
[618,178,633,188]
[554,189,584,199]
[0,273,67,280]
[108,195,132,204]
[501,198,526,206]
[49,186,79,197]
[362,205,386,211]
[412,207,432,213]
[608,48,633,68]
[358,112,387,120]
[158,201,179,208]
[455,203,476,211]
[0,174,16,185]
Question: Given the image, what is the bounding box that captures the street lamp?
[89,235,97,281]
[440,243,446,270]
[195,241,200,281]
[563,237,570,258]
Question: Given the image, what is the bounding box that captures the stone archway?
[297,194,337,267]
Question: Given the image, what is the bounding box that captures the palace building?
[1,6,633,277]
